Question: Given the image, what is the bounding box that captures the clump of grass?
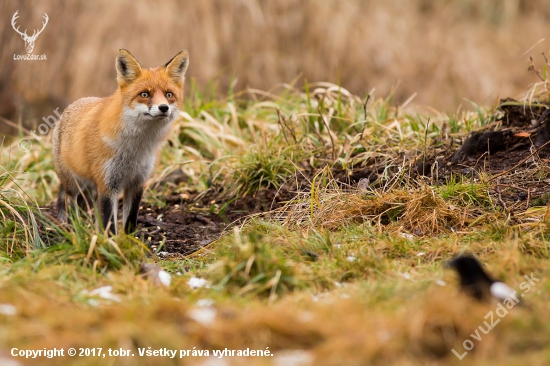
[208,228,306,300]
[231,139,300,196]
[36,210,149,271]
[0,168,44,257]
[437,177,492,207]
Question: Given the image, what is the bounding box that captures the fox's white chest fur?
[103,105,175,191]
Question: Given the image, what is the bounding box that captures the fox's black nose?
[158,104,169,113]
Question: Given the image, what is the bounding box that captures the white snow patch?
[197,299,214,307]
[399,233,414,240]
[187,277,211,289]
[189,307,216,325]
[0,303,17,316]
[0,357,21,366]
[157,270,171,287]
[273,350,314,366]
[196,357,229,366]
[82,286,121,306]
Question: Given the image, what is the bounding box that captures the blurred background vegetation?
[1,0,550,134]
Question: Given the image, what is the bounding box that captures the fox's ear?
[116,49,142,86]
[164,50,189,85]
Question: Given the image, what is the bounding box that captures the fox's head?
[115,49,189,122]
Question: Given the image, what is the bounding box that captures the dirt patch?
[136,188,294,256]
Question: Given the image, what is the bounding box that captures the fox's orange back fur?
[52,49,189,234]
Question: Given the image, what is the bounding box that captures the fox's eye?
[140,92,149,98]
[166,92,173,98]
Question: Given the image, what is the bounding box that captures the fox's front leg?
[56,185,69,223]
[123,185,144,234]
[98,189,118,235]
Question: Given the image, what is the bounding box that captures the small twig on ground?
[494,182,531,192]
[303,115,325,148]
[496,178,509,214]
[276,108,289,144]
[363,94,371,121]
[528,55,546,82]
[281,114,297,143]
[423,118,430,181]
[360,94,371,136]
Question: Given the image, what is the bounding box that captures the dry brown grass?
[2,0,550,132]
[271,181,491,236]
[2,266,549,366]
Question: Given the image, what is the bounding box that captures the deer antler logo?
[11,11,49,54]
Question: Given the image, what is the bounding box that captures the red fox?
[52,49,189,234]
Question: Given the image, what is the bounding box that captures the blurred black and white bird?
[446,254,516,302]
